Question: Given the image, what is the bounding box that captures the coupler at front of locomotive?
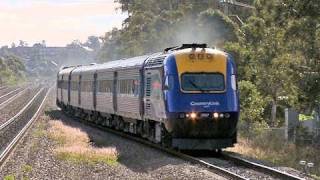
[164,111,238,150]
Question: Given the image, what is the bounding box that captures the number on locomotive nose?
[189,53,213,60]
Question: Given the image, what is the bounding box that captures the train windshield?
[181,73,225,92]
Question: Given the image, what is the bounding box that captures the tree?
[66,40,82,48]
[18,40,27,47]
[84,36,101,51]
[98,0,239,61]
[238,80,266,124]
[279,0,320,112]
[226,0,302,126]
[0,54,26,85]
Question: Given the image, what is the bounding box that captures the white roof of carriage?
[69,52,163,75]
[96,55,150,71]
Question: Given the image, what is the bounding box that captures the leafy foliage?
[226,0,319,126]
[0,54,26,85]
[98,1,239,61]
[239,80,266,124]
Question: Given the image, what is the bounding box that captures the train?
[57,44,239,151]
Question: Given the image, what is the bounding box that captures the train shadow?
[181,150,223,158]
[45,109,181,173]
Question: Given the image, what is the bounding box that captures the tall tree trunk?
[271,99,277,127]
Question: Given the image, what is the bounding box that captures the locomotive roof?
[96,54,151,71]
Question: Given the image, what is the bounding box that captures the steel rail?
[63,113,248,180]
[0,88,22,100]
[0,88,50,168]
[0,87,28,110]
[0,88,43,130]
[0,86,8,91]
[221,153,305,180]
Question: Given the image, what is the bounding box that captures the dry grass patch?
[49,120,118,165]
[228,135,320,179]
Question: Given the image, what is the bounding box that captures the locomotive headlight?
[190,112,197,119]
[225,113,230,118]
[213,112,219,119]
[219,113,224,118]
[179,113,185,118]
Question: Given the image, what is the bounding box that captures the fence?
[238,123,320,146]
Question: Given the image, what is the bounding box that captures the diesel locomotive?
[57,44,239,151]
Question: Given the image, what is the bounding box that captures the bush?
[238,80,266,125]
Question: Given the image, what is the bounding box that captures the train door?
[139,69,144,117]
[56,73,59,101]
[93,72,97,110]
[144,68,166,121]
[68,72,72,105]
[61,75,64,102]
[78,75,82,105]
[113,71,118,113]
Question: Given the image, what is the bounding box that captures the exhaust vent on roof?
[145,56,166,68]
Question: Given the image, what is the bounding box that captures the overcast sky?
[0,0,127,47]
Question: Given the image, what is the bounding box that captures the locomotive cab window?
[181,73,225,92]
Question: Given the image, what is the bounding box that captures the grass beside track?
[48,120,118,166]
[228,135,320,179]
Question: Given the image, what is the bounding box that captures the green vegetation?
[98,0,239,61]
[22,164,32,174]
[3,175,15,180]
[56,150,118,166]
[0,54,26,86]
[226,0,320,126]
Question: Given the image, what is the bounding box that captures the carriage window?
[181,73,225,92]
[99,80,113,92]
[118,79,138,95]
[71,81,78,91]
[81,81,93,92]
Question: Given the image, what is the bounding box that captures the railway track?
[0,87,22,103]
[63,112,306,180]
[0,88,27,110]
[0,86,8,91]
[0,87,50,169]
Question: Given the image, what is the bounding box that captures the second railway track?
[0,87,50,169]
[0,87,27,109]
[0,87,23,104]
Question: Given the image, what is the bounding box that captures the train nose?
[165,112,238,138]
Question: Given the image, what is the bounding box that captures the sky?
[0,0,127,47]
